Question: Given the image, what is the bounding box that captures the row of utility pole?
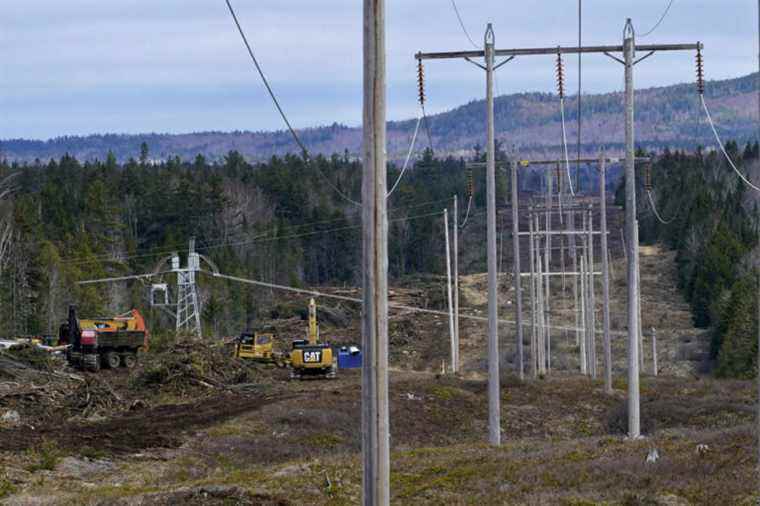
[417,19,699,448]
[363,3,703,501]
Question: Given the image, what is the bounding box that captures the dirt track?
[0,393,285,455]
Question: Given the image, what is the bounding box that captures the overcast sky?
[2,0,756,139]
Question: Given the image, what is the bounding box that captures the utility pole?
[453,196,460,373]
[580,247,588,374]
[362,0,389,502]
[484,24,501,446]
[545,169,553,372]
[529,207,537,378]
[417,18,699,442]
[577,0,583,193]
[651,327,658,377]
[587,205,597,378]
[599,155,613,394]
[623,19,641,439]
[511,162,524,381]
[444,208,456,373]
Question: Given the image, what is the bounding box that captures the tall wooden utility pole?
[417,18,699,442]
[511,162,524,380]
[453,196,460,372]
[362,0,389,502]
[623,19,640,439]
[545,169,553,371]
[418,24,506,446]
[484,24,501,446]
[599,155,613,394]
[577,0,583,193]
[444,208,456,373]
[529,207,537,378]
[587,204,597,378]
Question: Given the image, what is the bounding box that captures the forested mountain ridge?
[2,73,757,163]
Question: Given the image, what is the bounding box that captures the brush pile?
[131,341,267,397]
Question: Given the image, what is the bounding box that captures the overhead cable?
[459,195,474,229]
[205,270,622,335]
[559,99,576,196]
[646,190,675,225]
[224,0,360,206]
[700,95,760,193]
[449,0,479,49]
[639,0,676,38]
[388,115,422,197]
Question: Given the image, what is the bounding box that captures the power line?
[388,115,422,197]
[646,190,675,225]
[59,198,452,266]
[559,98,577,196]
[701,95,760,193]
[459,195,474,228]
[60,209,445,266]
[223,0,360,206]
[640,0,676,38]
[206,270,622,334]
[449,0,479,49]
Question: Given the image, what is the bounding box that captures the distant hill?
[2,73,757,164]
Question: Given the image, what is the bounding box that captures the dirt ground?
[0,243,757,505]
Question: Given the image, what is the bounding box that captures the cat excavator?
[289,299,336,380]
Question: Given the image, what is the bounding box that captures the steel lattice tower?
[172,238,202,337]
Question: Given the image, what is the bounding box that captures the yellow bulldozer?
[234,329,289,367]
[289,298,336,380]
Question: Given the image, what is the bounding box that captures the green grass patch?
[305,433,344,448]
[25,440,64,473]
[0,470,16,499]
[429,385,461,401]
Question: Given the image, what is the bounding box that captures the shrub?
[25,440,63,472]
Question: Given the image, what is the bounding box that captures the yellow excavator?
[289,298,336,380]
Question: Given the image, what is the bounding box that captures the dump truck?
[234,329,289,367]
[60,306,149,371]
[289,299,336,380]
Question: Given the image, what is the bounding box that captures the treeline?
[639,142,760,378]
[0,146,485,338]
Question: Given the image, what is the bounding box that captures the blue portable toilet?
[338,346,362,369]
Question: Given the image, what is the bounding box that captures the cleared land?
[0,244,756,505]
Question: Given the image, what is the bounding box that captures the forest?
[0,139,758,377]
[638,142,760,378]
[0,145,479,341]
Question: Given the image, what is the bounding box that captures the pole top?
[485,24,494,46]
[624,19,635,41]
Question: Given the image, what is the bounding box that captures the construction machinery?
[59,306,149,371]
[234,329,289,367]
[289,298,336,380]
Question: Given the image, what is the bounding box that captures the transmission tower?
[172,238,202,337]
[80,237,218,339]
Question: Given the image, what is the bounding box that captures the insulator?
[555,50,565,99]
[696,46,705,95]
[644,163,653,191]
[417,58,426,106]
[466,166,474,198]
